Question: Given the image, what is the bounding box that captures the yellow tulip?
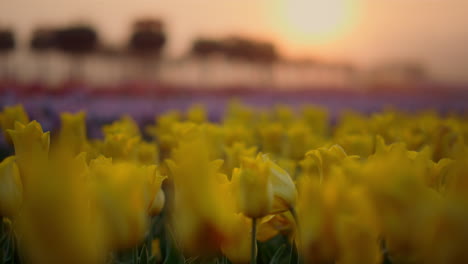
[145,111,181,155]
[301,106,328,136]
[149,190,165,217]
[335,132,375,157]
[274,105,295,126]
[224,100,255,126]
[100,133,138,159]
[147,165,167,216]
[136,141,159,165]
[259,122,284,156]
[233,154,297,217]
[0,156,22,218]
[296,176,338,263]
[102,115,140,138]
[304,144,355,182]
[284,122,312,160]
[335,187,381,264]
[15,148,108,264]
[88,158,158,249]
[297,174,381,264]
[362,147,442,263]
[167,129,237,255]
[186,104,207,124]
[256,212,295,242]
[261,154,297,213]
[57,111,88,155]
[276,158,297,179]
[421,198,468,264]
[223,124,256,147]
[224,142,257,175]
[238,156,273,218]
[0,104,29,143]
[221,214,253,264]
[8,121,50,192]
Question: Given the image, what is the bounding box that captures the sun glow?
[272,0,360,45]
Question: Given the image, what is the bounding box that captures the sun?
[272,0,360,45]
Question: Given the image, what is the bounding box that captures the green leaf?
[148,256,157,264]
[139,245,149,264]
[258,234,289,263]
[161,226,184,264]
[269,244,286,264]
[133,247,139,264]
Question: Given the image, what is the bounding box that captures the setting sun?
[272,0,360,45]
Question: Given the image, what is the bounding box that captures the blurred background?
[0,0,467,126]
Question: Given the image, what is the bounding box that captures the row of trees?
[0,24,279,62]
[1,20,424,87]
[0,20,283,82]
[0,19,166,80]
[1,19,166,57]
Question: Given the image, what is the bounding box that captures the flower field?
[0,103,467,264]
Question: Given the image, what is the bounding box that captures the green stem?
[289,207,301,264]
[0,216,3,237]
[0,217,3,263]
[251,218,257,264]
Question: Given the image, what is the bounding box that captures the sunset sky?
[1,0,467,83]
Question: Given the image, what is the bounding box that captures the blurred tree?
[0,29,15,80]
[190,38,224,85]
[369,62,427,88]
[191,38,223,58]
[96,45,125,86]
[222,36,279,88]
[30,27,57,83]
[252,41,278,87]
[55,25,99,81]
[221,37,257,61]
[128,18,166,82]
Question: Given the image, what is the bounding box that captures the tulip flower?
[237,156,273,219]
[304,144,355,182]
[186,104,207,124]
[0,156,22,218]
[0,104,29,143]
[284,122,314,160]
[167,129,237,255]
[88,157,165,249]
[274,105,295,126]
[11,142,108,264]
[261,154,297,213]
[102,115,140,138]
[8,121,50,192]
[224,100,255,126]
[296,174,381,264]
[57,111,88,155]
[224,142,257,176]
[259,122,284,156]
[221,213,253,264]
[301,106,329,136]
[1,103,467,264]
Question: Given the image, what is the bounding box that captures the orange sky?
[1,0,467,83]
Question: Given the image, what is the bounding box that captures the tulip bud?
[261,154,297,212]
[149,190,165,216]
[147,165,166,216]
[238,157,273,218]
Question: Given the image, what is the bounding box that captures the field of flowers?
[0,103,467,264]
